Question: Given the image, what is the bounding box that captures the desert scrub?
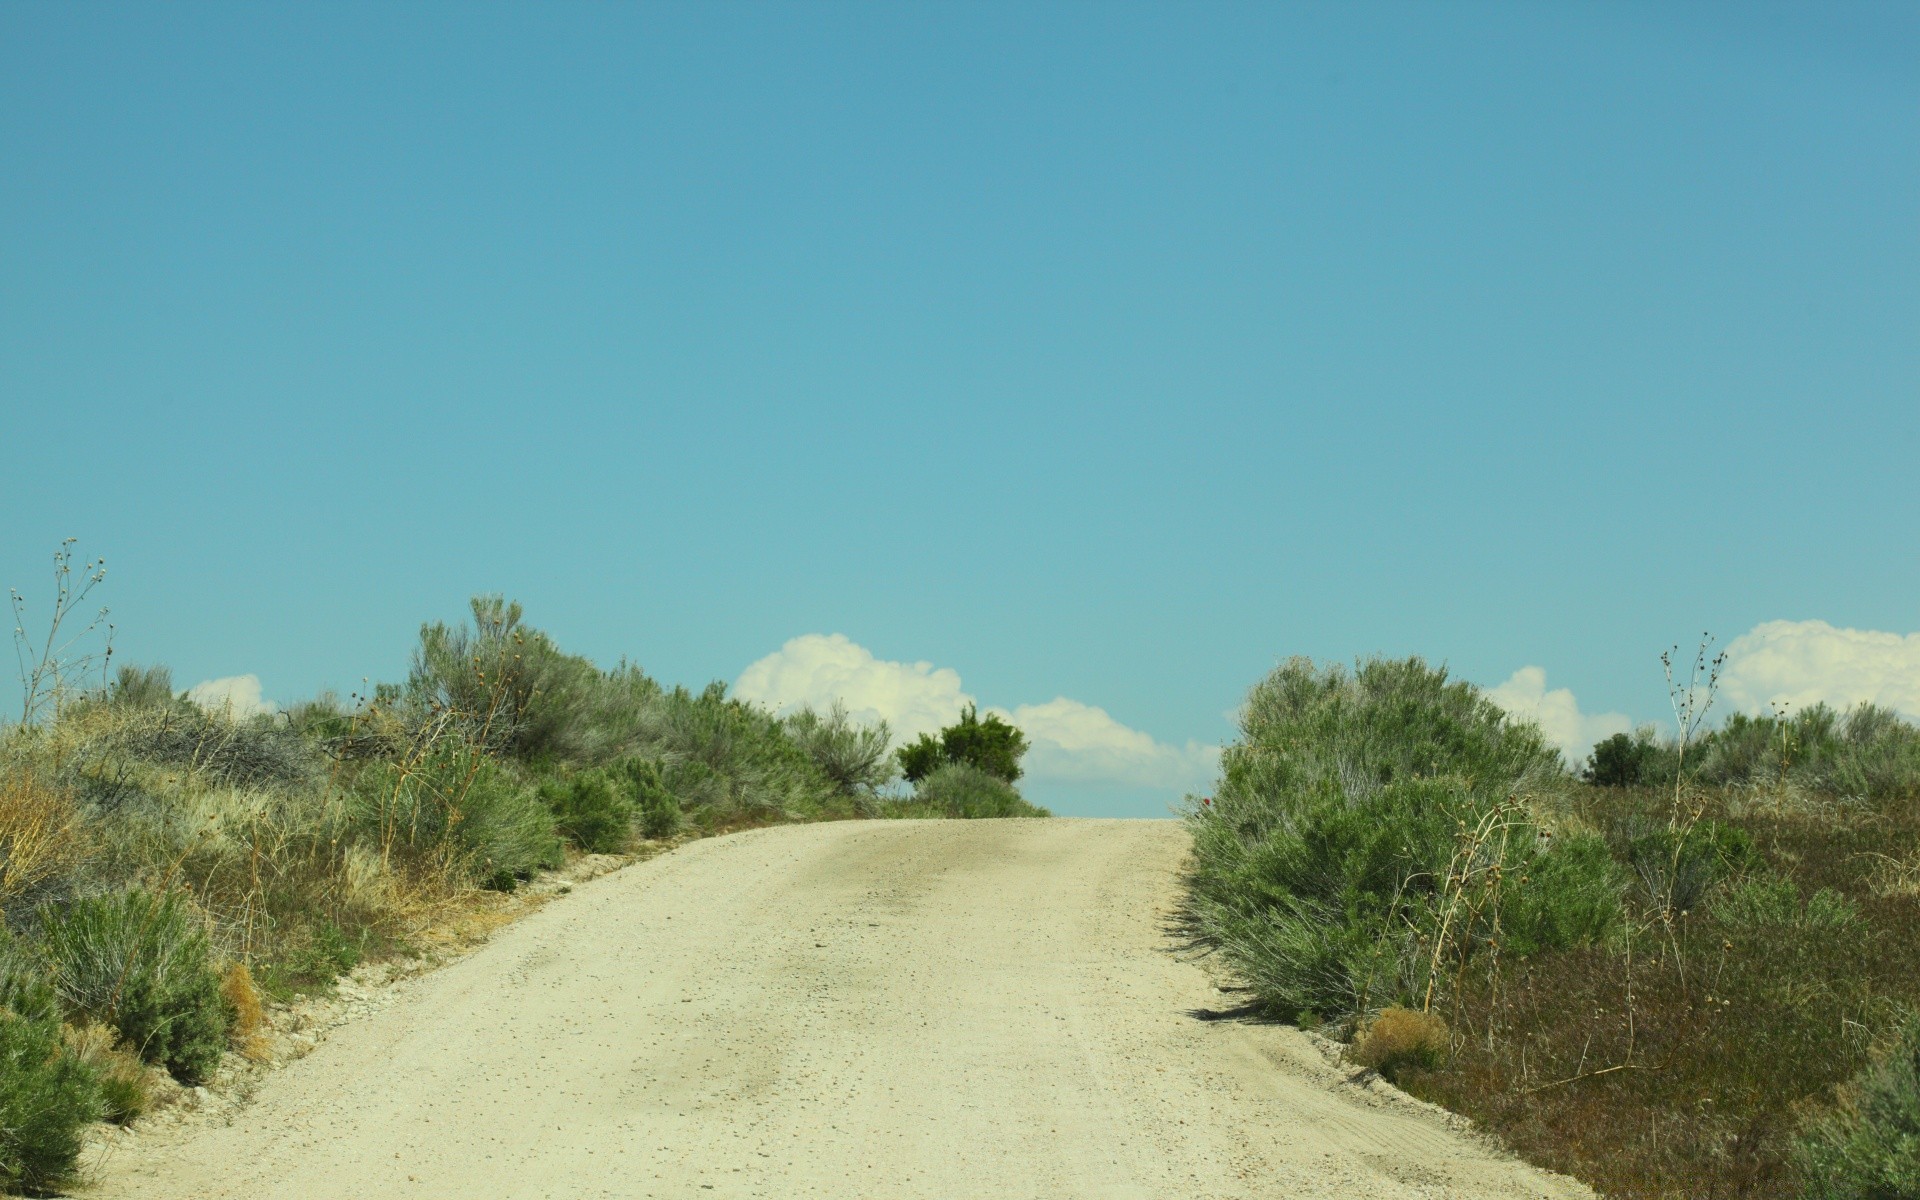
[1795,1014,1920,1198]
[353,734,562,889]
[1186,656,1618,1021]
[1349,1005,1450,1083]
[63,1021,150,1122]
[893,762,1050,819]
[0,1009,102,1194]
[38,888,230,1082]
[536,770,633,854]
[0,766,84,915]
[609,757,681,839]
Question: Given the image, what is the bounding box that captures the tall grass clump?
[37,889,229,1082]
[1186,656,1620,1022]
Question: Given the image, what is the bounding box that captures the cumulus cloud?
[733,634,1218,791]
[185,674,279,720]
[1005,697,1221,792]
[733,634,972,744]
[1486,666,1631,767]
[1719,620,1920,719]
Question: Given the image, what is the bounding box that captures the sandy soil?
[81,819,1588,1199]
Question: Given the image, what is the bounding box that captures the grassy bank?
[0,590,1040,1193]
[1186,655,1920,1198]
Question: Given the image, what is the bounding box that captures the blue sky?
[4,2,1916,815]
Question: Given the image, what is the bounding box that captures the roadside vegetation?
[1187,648,1920,1198]
[0,543,1040,1193]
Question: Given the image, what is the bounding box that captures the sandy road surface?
[86,820,1586,1199]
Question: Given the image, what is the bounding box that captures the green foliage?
[1710,872,1861,933]
[354,735,563,887]
[537,770,633,854]
[1187,656,1615,1019]
[1585,730,1655,787]
[1690,703,1920,802]
[896,704,1028,784]
[609,757,681,839]
[1795,1015,1920,1198]
[38,889,230,1082]
[0,1009,103,1195]
[1622,819,1755,914]
[0,934,60,1024]
[407,596,656,765]
[783,704,895,797]
[899,762,1050,819]
[105,663,177,710]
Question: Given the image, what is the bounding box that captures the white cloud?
[1719,620,1920,720]
[185,674,279,720]
[733,633,1218,791]
[733,634,972,744]
[1486,666,1631,767]
[1004,696,1221,792]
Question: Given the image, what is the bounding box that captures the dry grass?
[221,963,270,1062]
[0,767,85,912]
[61,1021,150,1123]
[1349,1006,1449,1081]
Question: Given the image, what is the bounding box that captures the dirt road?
[86,820,1586,1199]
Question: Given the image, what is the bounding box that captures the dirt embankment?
[82,820,1587,1199]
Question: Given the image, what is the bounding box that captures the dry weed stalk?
[9,538,113,725]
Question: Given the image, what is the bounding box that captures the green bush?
[1694,703,1920,803]
[1622,819,1755,914]
[0,1009,103,1195]
[354,736,563,887]
[1585,731,1654,788]
[784,704,895,797]
[0,934,60,1024]
[1796,1014,1920,1197]
[1187,656,1617,1020]
[1710,872,1861,932]
[897,705,1028,784]
[537,770,633,854]
[610,757,681,839]
[903,762,1049,819]
[38,889,230,1082]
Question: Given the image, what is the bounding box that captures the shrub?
[1187,656,1616,1020]
[784,704,895,797]
[65,702,320,796]
[1586,731,1654,787]
[407,596,621,764]
[1711,873,1861,933]
[1694,704,1920,803]
[610,758,681,839]
[38,888,231,1082]
[354,736,562,887]
[897,705,1028,784]
[63,1021,149,1123]
[1623,820,1755,914]
[0,1009,102,1194]
[0,934,59,1023]
[1795,1015,1920,1198]
[537,771,633,854]
[1349,1005,1450,1081]
[904,762,1050,819]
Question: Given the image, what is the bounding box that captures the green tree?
[897,705,1028,784]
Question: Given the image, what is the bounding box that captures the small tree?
[1585,731,1652,787]
[897,705,1028,784]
